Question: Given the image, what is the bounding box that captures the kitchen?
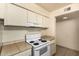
[0,3,79,56]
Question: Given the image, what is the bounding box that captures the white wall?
[3,29,26,43]
[56,18,79,51]
[2,28,42,45]
[2,26,42,44]
[2,26,27,45]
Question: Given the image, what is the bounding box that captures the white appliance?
[49,40,56,55]
[25,32,50,56]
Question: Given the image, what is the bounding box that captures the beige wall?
[56,18,79,51]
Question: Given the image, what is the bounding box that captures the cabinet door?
[15,49,31,56]
[4,4,27,26]
[27,11,37,26]
[42,17,49,27]
[45,18,49,27]
[50,43,56,55]
[0,3,5,19]
[36,14,42,27]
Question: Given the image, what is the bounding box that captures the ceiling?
[36,3,70,12]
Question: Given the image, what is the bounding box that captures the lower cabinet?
[50,41,56,55]
[14,49,31,56]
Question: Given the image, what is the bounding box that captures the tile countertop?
[41,35,55,41]
[1,41,32,56]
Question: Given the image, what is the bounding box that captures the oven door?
[34,44,50,56]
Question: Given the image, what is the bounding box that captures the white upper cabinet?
[3,3,48,27]
[4,4,28,26]
[42,16,49,27]
[36,14,42,27]
[27,11,43,27]
[45,18,49,27]
[0,3,5,19]
[27,11,37,26]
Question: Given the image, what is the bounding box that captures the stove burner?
[41,40,47,42]
[39,39,42,41]
[30,41,34,43]
[34,43,39,45]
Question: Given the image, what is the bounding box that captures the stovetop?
[27,39,49,48]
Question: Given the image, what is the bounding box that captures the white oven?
[33,43,50,56]
[26,32,50,56]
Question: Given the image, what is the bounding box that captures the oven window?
[40,47,47,55]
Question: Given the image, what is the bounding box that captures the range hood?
[56,10,79,22]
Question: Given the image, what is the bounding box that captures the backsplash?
[3,30,27,44]
[2,27,43,45]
